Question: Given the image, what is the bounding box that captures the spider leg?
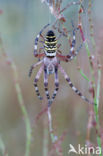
[33,65,44,100]
[67,21,83,60]
[59,65,94,105]
[39,41,44,44]
[28,60,43,77]
[39,47,44,52]
[56,22,82,62]
[48,66,59,107]
[40,34,45,41]
[57,43,61,49]
[57,53,68,62]
[52,20,68,39]
[34,23,50,57]
[57,43,82,62]
[44,67,51,104]
[67,44,83,61]
[68,21,76,56]
[38,47,45,61]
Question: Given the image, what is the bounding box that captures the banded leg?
[38,47,45,61]
[66,21,82,60]
[34,23,50,57]
[57,43,61,49]
[44,67,51,104]
[57,53,69,62]
[28,60,43,77]
[39,47,44,53]
[59,65,95,105]
[52,21,68,39]
[49,67,59,107]
[56,22,82,62]
[68,21,76,56]
[67,21,83,60]
[33,65,44,100]
[57,43,82,62]
[67,43,83,61]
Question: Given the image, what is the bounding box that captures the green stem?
[85,42,102,155]
[79,69,90,82]
[11,63,32,156]
[96,70,101,108]
[0,39,32,156]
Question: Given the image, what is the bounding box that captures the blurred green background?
[0,0,103,155]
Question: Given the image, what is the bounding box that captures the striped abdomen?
[44,30,57,57]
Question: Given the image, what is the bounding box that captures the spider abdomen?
[44,30,57,57]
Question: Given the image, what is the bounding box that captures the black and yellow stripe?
[44,30,57,57]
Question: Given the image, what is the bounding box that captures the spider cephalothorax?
[29,23,95,107]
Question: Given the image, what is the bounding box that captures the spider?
[29,23,95,107]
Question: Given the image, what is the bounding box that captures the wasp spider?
[29,23,95,107]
